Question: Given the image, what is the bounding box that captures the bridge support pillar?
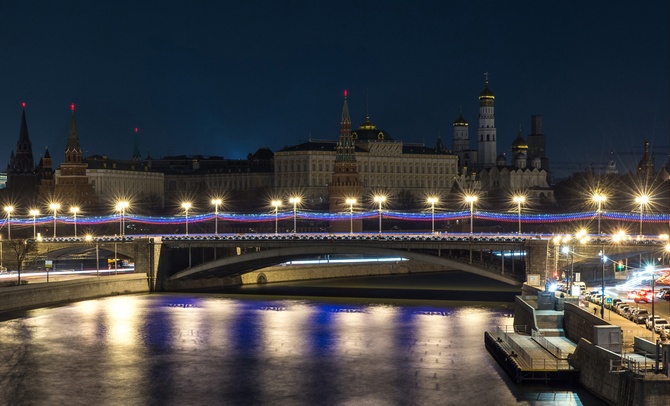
[133,237,162,292]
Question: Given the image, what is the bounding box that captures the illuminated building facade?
[274,93,459,209]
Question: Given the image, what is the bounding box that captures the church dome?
[453,112,468,126]
[511,131,528,150]
[479,83,494,99]
[496,153,507,166]
[351,114,392,141]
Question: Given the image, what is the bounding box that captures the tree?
[8,239,37,285]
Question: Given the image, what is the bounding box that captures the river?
[0,272,605,405]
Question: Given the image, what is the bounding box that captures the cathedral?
[451,76,554,205]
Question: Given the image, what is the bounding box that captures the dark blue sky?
[1,0,668,178]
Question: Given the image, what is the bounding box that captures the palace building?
[274,91,459,211]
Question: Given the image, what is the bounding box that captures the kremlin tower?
[328,90,363,232]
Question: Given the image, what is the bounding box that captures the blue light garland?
[1,210,669,228]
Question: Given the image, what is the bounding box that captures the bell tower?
[477,73,497,167]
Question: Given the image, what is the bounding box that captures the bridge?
[5,233,667,292]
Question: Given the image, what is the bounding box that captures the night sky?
[1,0,668,179]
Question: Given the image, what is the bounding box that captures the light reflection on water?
[0,294,604,405]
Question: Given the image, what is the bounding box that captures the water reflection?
[0,294,604,405]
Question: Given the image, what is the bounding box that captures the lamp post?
[374,195,386,235]
[181,202,192,236]
[561,242,571,288]
[513,195,525,234]
[592,193,606,237]
[346,198,356,235]
[4,206,13,240]
[289,197,300,234]
[647,264,657,343]
[70,206,79,237]
[49,203,60,238]
[600,243,607,318]
[271,200,281,235]
[549,236,562,288]
[211,198,222,236]
[29,209,39,239]
[635,194,649,237]
[85,234,100,277]
[427,197,438,234]
[115,201,129,237]
[465,195,478,234]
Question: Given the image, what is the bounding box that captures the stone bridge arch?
[166,244,522,290]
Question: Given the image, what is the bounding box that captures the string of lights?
[1,210,668,227]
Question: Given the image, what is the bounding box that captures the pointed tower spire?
[340,89,351,137]
[56,103,97,207]
[329,89,363,231]
[13,101,35,172]
[65,103,83,163]
[337,90,355,161]
[132,127,141,161]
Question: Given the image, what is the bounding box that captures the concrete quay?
[0,274,150,314]
[489,285,670,406]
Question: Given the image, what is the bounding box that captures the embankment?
[0,274,150,313]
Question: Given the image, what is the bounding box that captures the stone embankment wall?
[563,302,610,344]
[0,274,149,313]
[570,338,670,405]
[565,302,670,405]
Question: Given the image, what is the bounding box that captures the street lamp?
[561,242,571,286]
[271,200,282,235]
[289,197,300,234]
[85,234,100,277]
[346,198,356,235]
[181,202,192,236]
[29,209,39,239]
[49,202,60,238]
[591,193,606,237]
[211,198,222,236]
[635,194,649,237]
[4,206,13,240]
[373,195,386,235]
[513,195,525,234]
[70,206,79,237]
[115,201,129,237]
[427,197,438,234]
[646,264,658,343]
[465,195,478,234]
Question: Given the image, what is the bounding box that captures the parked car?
[606,298,622,310]
[632,309,650,324]
[653,319,669,333]
[623,307,636,319]
[646,316,663,330]
[616,304,630,316]
[573,282,587,293]
[628,308,643,321]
